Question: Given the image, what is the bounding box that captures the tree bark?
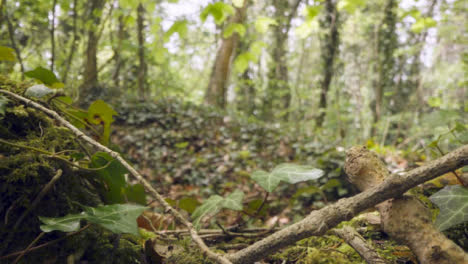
[137,3,147,100]
[226,144,468,263]
[62,0,78,83]
[78,0,106,107]
[264,0,302,120]
[50,0,57,73]
[344,146,467,264]
[316,0,339,127]
[204,3,247,109]
[371,0,397,133]
[3,0,25,79]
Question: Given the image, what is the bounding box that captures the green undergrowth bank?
[0,76,143,263]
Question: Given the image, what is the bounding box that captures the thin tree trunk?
[204,3,247,109]
[79,0,106,106]
[50,0,57,72]
[112,14,124,91]
[137,3,147,100]
[264,0,302,120]
[316,0,339,127]
[4,0,25,79]
[371,0,397,134]
[62,0,78,83]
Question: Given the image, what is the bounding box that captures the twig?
[0,89,232,264]
[12,232,45,264]
[332,226,387,264]
[14,169,63,229]
[0,224,91,260]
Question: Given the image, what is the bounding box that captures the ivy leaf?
[254,16,277,33]
[191,190,244,229]
[164,20,188,42]
[39,213,83,232]
[25,66,63,87]
[304,5,322,20]
[83,204,147,236]
[223,23,246,38]
[200,2,235,25]
[91,152,127,204]
[430,185,468,231]
[0,46,16,61]
[25,84,55,98]
[39,204,147,236]
[251,164,324,192]
[191,195,224,228]
[87,100,118,145]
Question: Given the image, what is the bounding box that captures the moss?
[0,76,143,263]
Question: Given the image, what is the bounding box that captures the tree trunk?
[62,0,78,83]
[49,0,57,72]
[264,0,302,120]
[137,3,147,100]
[204,3,247,109]
[79,0,106,106]
[112,13,125,92]
[371,0,397,133]
[316,0,340,127]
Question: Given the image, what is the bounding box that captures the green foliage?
[233,41,265,73]
[191,190,244,229]
[40,204,147,236]
[87,100,118,145]
[251,164,324,192]
[24,84,55,98]
[254,16,277,34]
[337,0,366,13]
[223,23,246,38]
[24,66,64,88]
[0,46,16,61]
[164,20,188,42]
[91,152,146,205]
[411,17,437,33]
[200,2,235,25]
[430,185,468,231]
[0,95,9,116]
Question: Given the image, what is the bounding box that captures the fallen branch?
[345,146,468,263]
[226,144,468,263]
[0,89,232,264]
[332,226,386,264]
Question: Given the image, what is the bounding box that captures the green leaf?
[430,185,468,231]
[223,23,246,38]
[179,197,201,214]
[25,84,55,98]
[254,16,277,33]
[0,95,10,116]
[123,184,146,205]
[337,0,365,13]
[25,66,62,87]
[232,0,244,8]
[87,100,118,145]
[411,17,437,33]
[251,164,324,192]
[40,204,148,236]
[83,204,147,236]
[0,46,16,61]
[91,152,127,203]
[222,190,244,211]
[200,2,235,25]
[175,142,189,148]
[295,20,318,39]
[304,5,322,20]
[191,190,244,229]
[233,52,255,73]
[164,20,188,42]
[39,213,83,232]
[191,195,224,228]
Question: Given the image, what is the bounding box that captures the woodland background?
[0,0,467,263]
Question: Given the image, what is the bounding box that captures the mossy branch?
[0,90,233,264]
